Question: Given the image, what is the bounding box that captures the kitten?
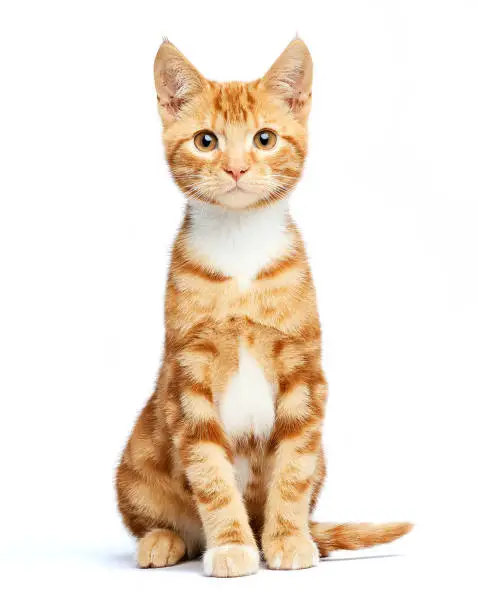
[116,38,412,577]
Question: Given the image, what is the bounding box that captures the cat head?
[154,39,313,210]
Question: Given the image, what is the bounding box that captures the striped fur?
[116,38,412,577]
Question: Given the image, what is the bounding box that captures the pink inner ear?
[286,90,312,112]
[154,42,206,121]
[262,40,312,115]
[157,94,184,115]
[156,69,188,118]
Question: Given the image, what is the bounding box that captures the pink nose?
[224,166,249,182]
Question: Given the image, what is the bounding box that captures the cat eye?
[194,131,218,152]
[253,129,277,150]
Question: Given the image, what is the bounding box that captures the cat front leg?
[262,364,327,570]
[175,358,259,577]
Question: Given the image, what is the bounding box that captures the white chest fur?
[219,343,275,440]
[187,199,292,290]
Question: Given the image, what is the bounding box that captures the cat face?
[154,39,313,209]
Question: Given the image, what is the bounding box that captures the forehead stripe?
[211,85,255,124]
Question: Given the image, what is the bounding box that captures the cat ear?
[262,38,313,122]
[154,40,206,123]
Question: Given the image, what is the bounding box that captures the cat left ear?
[154,40,206,124]
[262,38,313,123]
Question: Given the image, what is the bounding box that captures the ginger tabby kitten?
[116,38,412,577]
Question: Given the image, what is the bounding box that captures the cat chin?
[215,190,267,210]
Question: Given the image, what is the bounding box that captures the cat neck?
[185,198,294,290]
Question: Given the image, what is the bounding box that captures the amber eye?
[253,129,277,150]
[194,131,218,152]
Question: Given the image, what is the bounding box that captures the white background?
[1,1,477,610]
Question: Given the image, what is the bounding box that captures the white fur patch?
[219,343,275,439]
[203,544,259,577]
[234,456,250,495]
[269,543,320,570]
[312,544,320,566]
[187,199,292,290]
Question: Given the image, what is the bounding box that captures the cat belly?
[219,343,275,441]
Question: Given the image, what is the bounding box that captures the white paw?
[264,535,320,570]
[203,544,260,578]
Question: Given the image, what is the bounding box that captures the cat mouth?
[223,185,247,194]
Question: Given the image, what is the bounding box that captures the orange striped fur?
[116,38,412,577]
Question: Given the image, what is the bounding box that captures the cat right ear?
[154,40,206,124]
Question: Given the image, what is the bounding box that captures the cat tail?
[309,521,413,557]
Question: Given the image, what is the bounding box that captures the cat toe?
[137,529,186,568]
[203,544,259,578]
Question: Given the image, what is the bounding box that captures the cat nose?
[223,166,249,182]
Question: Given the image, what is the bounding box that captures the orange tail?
[310,521,413,557]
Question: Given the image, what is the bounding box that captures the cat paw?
[203,544,260,578]
[263,533,320,570]
[137,529,186,568]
